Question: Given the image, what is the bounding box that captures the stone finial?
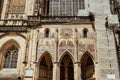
[107,15,119,28]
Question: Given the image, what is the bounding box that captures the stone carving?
[68,49,74,54]
[67,40,74,47]
[60,28,73,37]
[38,46,55,54]
[46,41,50,46]
[79,43,95,52]
[79,44,85,52]
[0,26,28,31]
[59,49,66,54]
[7,0,26,13]
[5,0,26,18]
[87,44,94,52]
[50,32,55,38]
[60,40,74,47]
[59,40,66,47]
[59,48,74,54]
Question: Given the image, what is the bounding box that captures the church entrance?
[81,53,95,80]
[60,54,74,80]
[39,54,53,80]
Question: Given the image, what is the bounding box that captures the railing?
[5,13,26,19]
[28,16,40,21]
[40,16,93,23]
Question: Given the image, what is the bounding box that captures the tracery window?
[5,0,26,17]
[4,45,18,68]
[42,0,85,16]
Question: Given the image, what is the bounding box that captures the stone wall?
[0,0,119,80]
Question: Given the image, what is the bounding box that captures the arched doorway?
[60,54,74,80]
[81,53,95,80]
[39,53,53,80]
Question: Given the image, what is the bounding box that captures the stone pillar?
[53,62,60,80]
[74,63,81,80]
[94,63,98,80]
[27,28,38,65]
[34,62,39,80]
[1,0,8,19]
[25,0,35,15]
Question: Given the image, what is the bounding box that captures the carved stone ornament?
[60,40,74,47]
[79,44,85,52]
[68,48,74,54]
[67,40,74,47]
[59,49,66,54]
[59,48,74,54]
[59,40,66,47]
[60,28,73,37]
[6,0,26,13]
[87,44,95,52]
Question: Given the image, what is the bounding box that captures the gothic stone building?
[0,0,120,80]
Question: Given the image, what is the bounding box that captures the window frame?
[41,0,85,16]
[45,28,50,38]
[83,28,88,38]
[3,45,18,68]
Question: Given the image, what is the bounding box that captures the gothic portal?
[0,0,120,80]
[60,53,74,80]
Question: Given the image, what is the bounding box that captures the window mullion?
[78,0,80,9]
[72,0,73,16]
[9,53,12,68]
[65,0,66,16]
[52,0,54,16]
[58,0,60,16]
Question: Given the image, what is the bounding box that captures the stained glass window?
[4,45,18,68]
[48,0,85,16]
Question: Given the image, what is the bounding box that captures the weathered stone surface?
[0,0,120,80]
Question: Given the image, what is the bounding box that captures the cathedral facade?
[0,0,120,80]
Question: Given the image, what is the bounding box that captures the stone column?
[94,63,98,80]
[25,0,35,15]
[34,62,39,80]
[53,62,60,80]
[74,63,82,80]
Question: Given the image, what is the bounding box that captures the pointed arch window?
[4,45,18,68]
[83,28,88,38]
[45,29,50,38]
